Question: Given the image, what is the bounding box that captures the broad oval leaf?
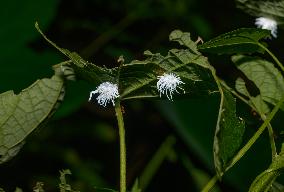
[248,144,284,192]
[214,87,245,177]
[36,25,218,101]
[119,49,216,100]
[198,28,270,54]
[0,63,72,164]
[234,55,284,112]
[236,0,284,25]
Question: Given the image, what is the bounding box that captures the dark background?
[0,0,283,191]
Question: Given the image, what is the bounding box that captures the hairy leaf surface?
[198,28,270,54]
[0,63,73,164]
[36,25,218,101]
[236,0,284,25]
[234,55,284,112]
[119,49,216,100]
[214,87,245,177]
[249,144,284,192]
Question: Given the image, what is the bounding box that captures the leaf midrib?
[120,54,205,98]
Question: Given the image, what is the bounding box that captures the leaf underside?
[0,75,65,164]
[236,0,284,25]
[234,55,284,113]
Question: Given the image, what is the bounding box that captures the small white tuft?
[89,82,119,107]
[255,17,278,38]
[157,73,185,100]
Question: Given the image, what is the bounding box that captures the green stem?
[267,123,277,159]
[201,175,218,192]
[220,81,253,109]
[201,96,284,192]
[225,96,284,172]
[261,114,277,160]
[258,43,284,72]
[221,81,278,159]
[115,101,127,192]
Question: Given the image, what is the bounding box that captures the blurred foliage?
[0,0,284,192]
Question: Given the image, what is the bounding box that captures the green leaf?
[234,55,284,112]
[236,0,284,25]
[214,87,246,177]
[248,144,284,192]
[36,26,217,101]
[59,169,78,192]
[35,22,118,85]
[169,30,199,54]
[270,182,284,192]
[0,63,71,164]
[198,28,270,54]
[119,49,216,100]
[33,182,45,192]
[131,179,142,192]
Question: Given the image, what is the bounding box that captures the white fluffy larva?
[255,17,278,38]
[157,73,185,100]
[89,82,119,107]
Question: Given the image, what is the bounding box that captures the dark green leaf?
[214,87,245,177]
[36,26,217,101]
[36,22,118,86]
[236,0,284,25]
[169,30,199,54]
[198,28,270,54]
[234,55,284,112]
[249,144,284,192]
[119,49,216,100]
[0,63,72,164]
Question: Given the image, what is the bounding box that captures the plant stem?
[201,96,284,192]
[220,81,253,109]
[201,175,218,192]
[258,43,284,72]
[115,101,127,192]
[225,96,284,172]
[221,81,278,159]
[261,114,278,160]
